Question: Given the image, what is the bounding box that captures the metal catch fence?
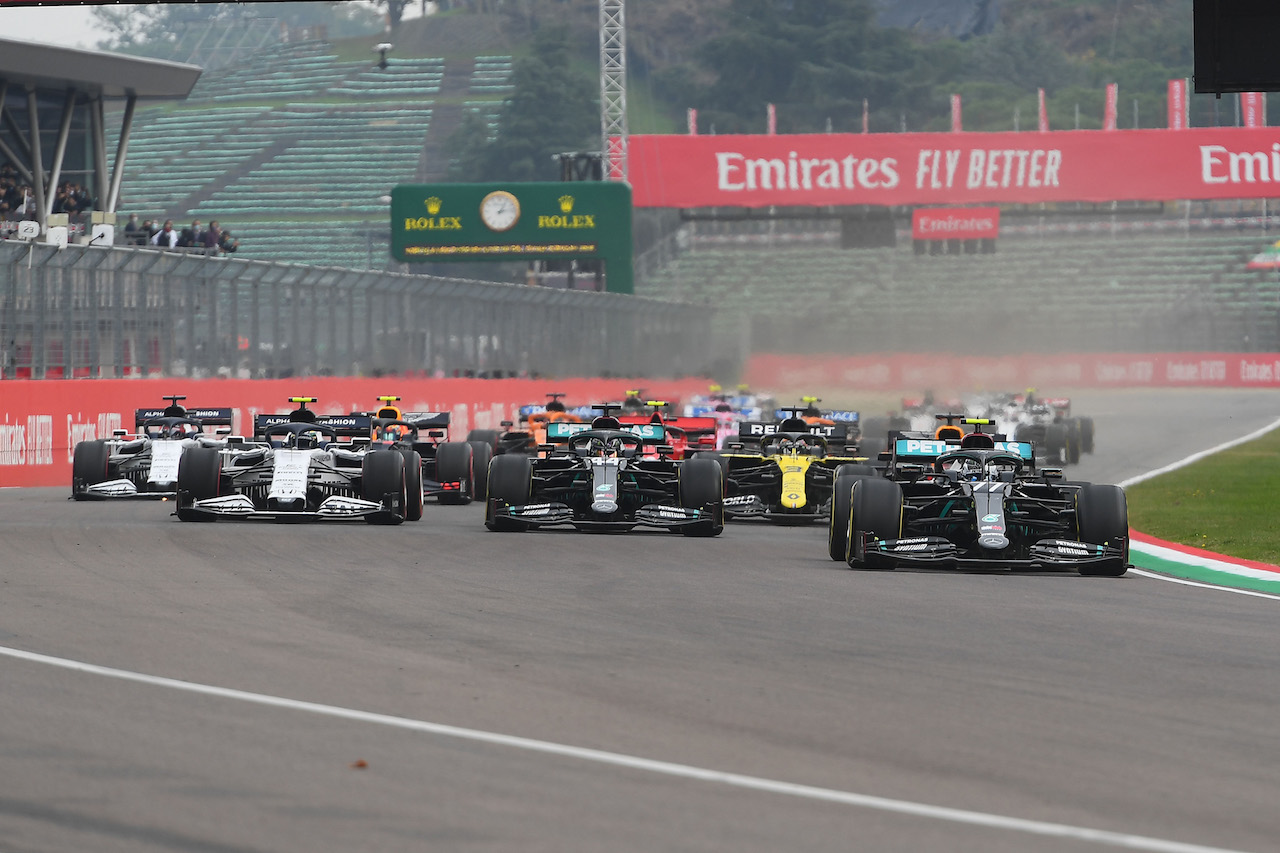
[0,242,714,381]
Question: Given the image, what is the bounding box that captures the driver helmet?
[380,424,408,441]
[941,456,982,478]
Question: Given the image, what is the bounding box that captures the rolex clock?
[479,190,520,232]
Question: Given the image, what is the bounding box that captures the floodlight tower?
[599,0,628,182]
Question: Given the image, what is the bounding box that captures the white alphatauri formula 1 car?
[72,395,234,500]
[174,398,421,523]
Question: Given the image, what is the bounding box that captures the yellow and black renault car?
[703,408,873,524]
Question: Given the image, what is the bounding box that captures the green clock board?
[391,182,634,294]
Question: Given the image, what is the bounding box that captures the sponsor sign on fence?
[911,207,1000,240]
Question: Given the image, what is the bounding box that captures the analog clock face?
[480,191,520,232]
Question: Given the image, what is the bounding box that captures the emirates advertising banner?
[628,128,1280,208]
[912,207,999,240]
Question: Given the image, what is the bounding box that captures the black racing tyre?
[435,441,475,505]
[678,456,724,536]
[1079,417,1095,453]
[828,464,876,561]
[176,445,222,503]
[1013,423,1034,443]
[829,466,880,558]
[466,428,501,449]
[485,453,532,531]
[1065,419,1082,464]
[1045,423,1067,463]
[468,441,494,502]
[362,449,407,524]
[696,450,729,478]
[847,477,903,569]
[1076,483,1129,577]
[400,449,424,521]
[71,439,111,499]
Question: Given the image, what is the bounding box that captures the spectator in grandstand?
[0,182,16,218]
[202,220,222,253]
[52,182,93,217]
[150,219,179,248]
[177,219,202,248]
[216,227,239,254]
[0,166,19,220]
[1,182,34,220]
[18,185,36,218]
[122,214,143,245]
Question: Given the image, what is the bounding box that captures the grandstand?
[635,225,1280,354]
[99,33,1280,357]
[108,38,513,269]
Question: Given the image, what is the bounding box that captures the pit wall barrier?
[744,352,1280,392]
[0,376,713,488]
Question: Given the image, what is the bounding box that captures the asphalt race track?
[3,388,1280,853]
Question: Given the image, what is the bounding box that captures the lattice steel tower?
[599,0,628,182]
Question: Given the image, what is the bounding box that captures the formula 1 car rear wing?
[771,408,860,424]
[736,421,850,442]
[135,406,234,430]
[545,421,667,443]
[254,412,373,438]
[892,437,1035,462]
[402,412,451,429]
[616,412,718,436]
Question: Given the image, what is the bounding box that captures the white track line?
[0,644,1252,853]
[1117,416,1280,489]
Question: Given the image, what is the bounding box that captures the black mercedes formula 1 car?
[484,412,724,535]
[829,419,1129,576]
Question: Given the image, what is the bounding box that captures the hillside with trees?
[97,0,1215,184]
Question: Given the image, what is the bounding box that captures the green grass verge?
[1126,426,1280,564]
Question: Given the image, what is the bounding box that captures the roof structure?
[0,36,201,100]
[0,37,201,227]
